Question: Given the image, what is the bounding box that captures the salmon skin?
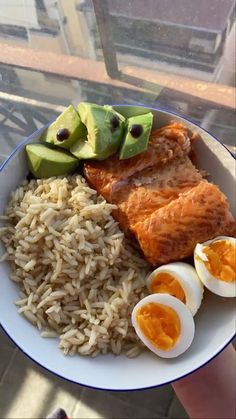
[84,123,236,266]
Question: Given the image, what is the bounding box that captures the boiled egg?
[131,294,195,358]
[194,236,236,297]
[146,262,204,316]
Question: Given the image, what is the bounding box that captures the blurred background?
[0,0,235,165]
[0,1,235,418]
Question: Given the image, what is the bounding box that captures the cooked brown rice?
[0,175,149,357]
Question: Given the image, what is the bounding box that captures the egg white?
[146,262,204,316]
[194,236,236,298]
[131,293,195,358]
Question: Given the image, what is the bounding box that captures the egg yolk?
[137,302,180,351]
[150,272,186,303]
[204,240,236,282]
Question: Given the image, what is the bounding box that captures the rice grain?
[0,175,149,357]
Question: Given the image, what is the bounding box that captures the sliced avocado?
[40,105,87,149]
[77,102,126,158]
[26,144,79,178]
[119,112,153,160]
[70,140,100,160]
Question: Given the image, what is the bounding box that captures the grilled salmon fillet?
[111,156,202,231]
[84,122,235,266]
[133,181,236,265]
[84,123,193,201]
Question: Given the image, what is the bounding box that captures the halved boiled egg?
[131,294,195,358]
[146,262,204,316]
[194,236,236,297]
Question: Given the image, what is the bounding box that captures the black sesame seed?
[110,115,120,132]
[47,408,68,419]
[26,172,35,181]
[129,124,143,138]
[56,128,70,141]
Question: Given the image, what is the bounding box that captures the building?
[79,0,236,83]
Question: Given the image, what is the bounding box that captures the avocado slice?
[40,105,87,149]
[119,112,153,160]
[77,102,126,158]
[26,144,79,178]
[70,140,101,160]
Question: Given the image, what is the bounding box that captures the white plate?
[0,106,235,390]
